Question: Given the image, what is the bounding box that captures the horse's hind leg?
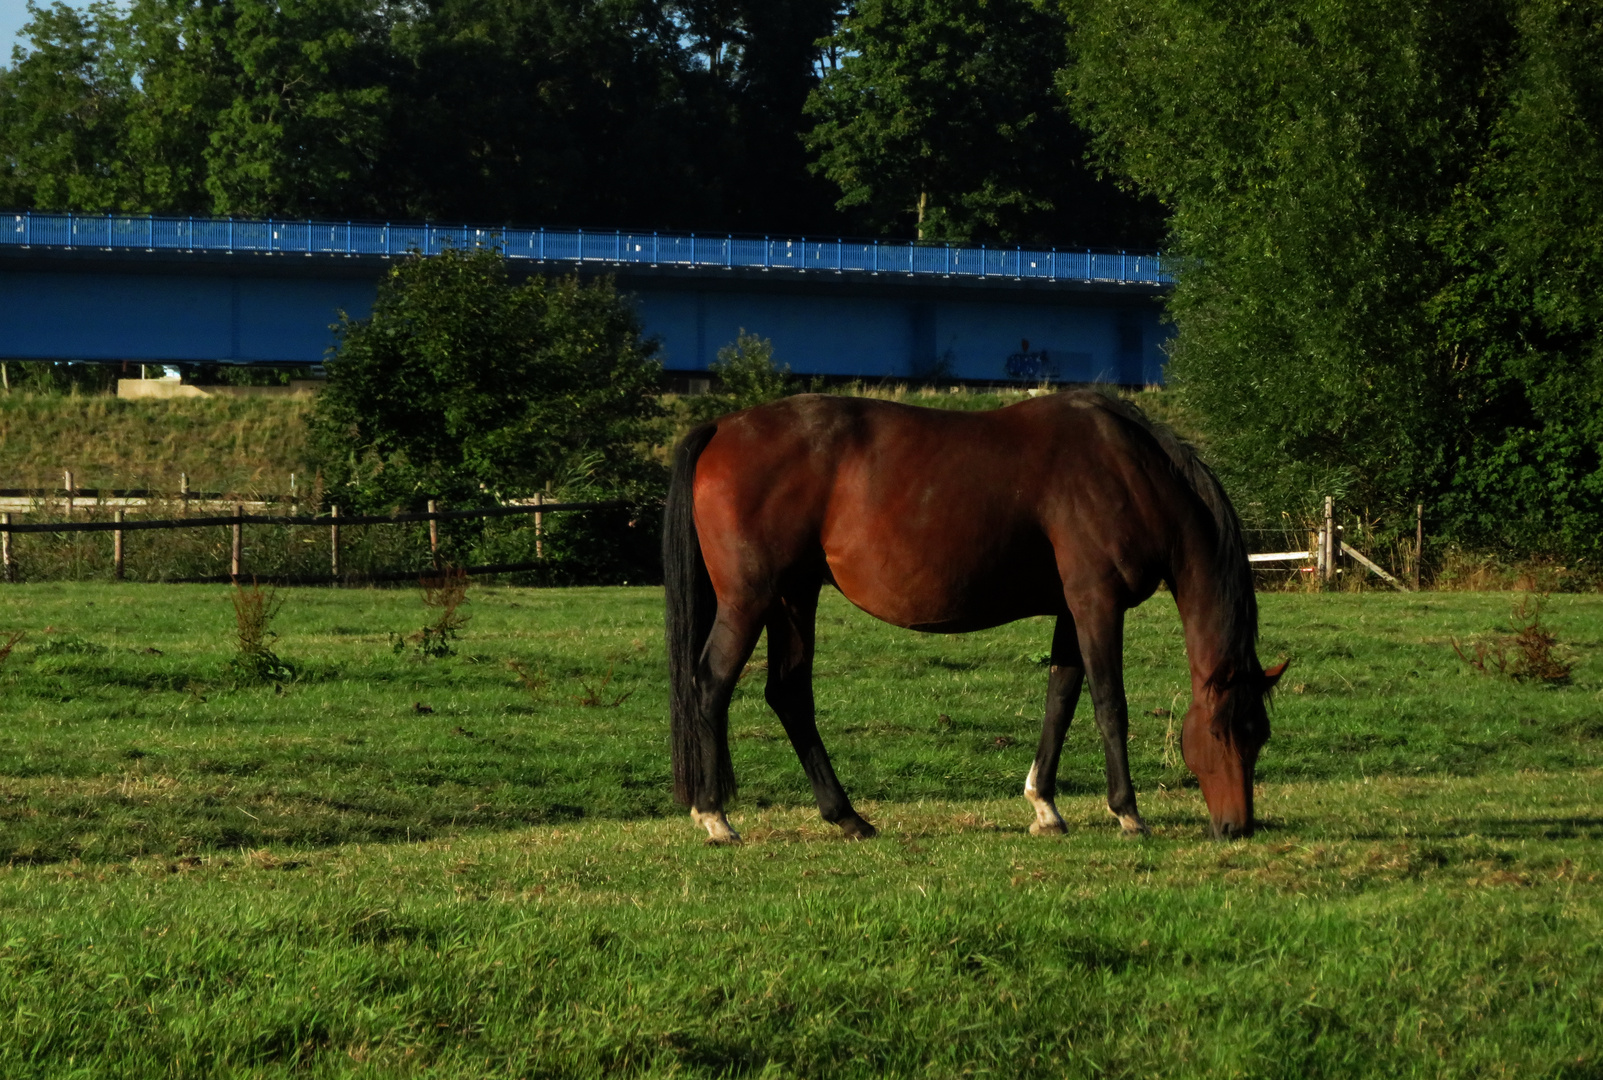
[1025,615,1085,836]
[689,605,766,844]
[766,582,877,840]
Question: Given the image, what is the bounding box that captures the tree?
[309,247,664,514]
[191,0,395,218]
[1,0,1175,247]
[0,1,136,210]
[1068,0,1514,523]
[382,0,708,227]
[804,0,1162,246]
[1425,0,1603,554]
[667,0,846,233]
[1071,0,1603,559]
[0,0,392,217]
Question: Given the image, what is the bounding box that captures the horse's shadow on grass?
[1326,816,1603,843]
[1443,815,1603,841]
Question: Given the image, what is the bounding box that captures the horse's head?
[1181,660,1287,838]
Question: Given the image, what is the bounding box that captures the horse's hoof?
[1029,820,1067,837]
[839,815,878,840]
[691,808,741,845]
[1113,811,1150,837]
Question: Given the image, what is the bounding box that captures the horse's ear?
[1262,661,1290,688]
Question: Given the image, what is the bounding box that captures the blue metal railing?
[0,210,1174,286]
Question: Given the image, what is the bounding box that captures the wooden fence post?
[114,510,124,581]
[535,491,544,560]
[1322,496,1336,586]
[231,504,243,584]
[1415,503,1424,591]
[428,499,439,567]
[179,472,189,515]
[63,469,73,518]
[330,505,341,582]
[2,512,12,583]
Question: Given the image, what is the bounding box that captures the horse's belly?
[823,534,1062,632]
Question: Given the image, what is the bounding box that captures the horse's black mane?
[1073,391,1262,698]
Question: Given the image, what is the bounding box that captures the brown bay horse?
[664,391,1285,844]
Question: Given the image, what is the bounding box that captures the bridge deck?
[0,212,1174,384]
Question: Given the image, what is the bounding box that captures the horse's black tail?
[664,423,732,808]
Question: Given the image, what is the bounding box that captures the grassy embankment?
[0,583,1598,1075]
[0,391,314,493]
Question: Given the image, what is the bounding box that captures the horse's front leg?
[766,584,877,839]
[1073,599,1148,836]
[1024,614,1085,835]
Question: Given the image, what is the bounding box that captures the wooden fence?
[1247,496,1424,591]
[0,497,624,585]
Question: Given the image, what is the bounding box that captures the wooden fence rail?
[0,487,296,501]
[0,500,626,535]
[0,499,631,584]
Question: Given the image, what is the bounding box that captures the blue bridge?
[0,212,1174,385]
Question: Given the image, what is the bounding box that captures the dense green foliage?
[0,0,1154,245]
[0,583,1599,1074]
[0,0,834,232]
[8,0,1602,558]
[309,248,662,513]
[804,0,1161,245]
[1069,0,1603,558]
[308,249,664,582]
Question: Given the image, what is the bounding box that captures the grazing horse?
[664,391,1285,844]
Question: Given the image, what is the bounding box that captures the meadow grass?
[0,583,1599,1075]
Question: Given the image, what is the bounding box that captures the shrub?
[684,331,796,423]
[309,247,665,515]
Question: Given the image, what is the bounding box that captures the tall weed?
[1451,593,1574,684]
[228,581,294,682]
[395,568,471,658]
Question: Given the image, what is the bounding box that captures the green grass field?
[0,583,1600,1076]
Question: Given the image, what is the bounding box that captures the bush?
[228,582,294,682]
[310,248,664,512]
[683,331,796,424]
[309,248,666,582]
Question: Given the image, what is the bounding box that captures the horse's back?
[691,393,1182,629]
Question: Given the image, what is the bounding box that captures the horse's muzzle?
[1211,817,1254,841]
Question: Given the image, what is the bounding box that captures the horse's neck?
[1171,546,1243,691]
